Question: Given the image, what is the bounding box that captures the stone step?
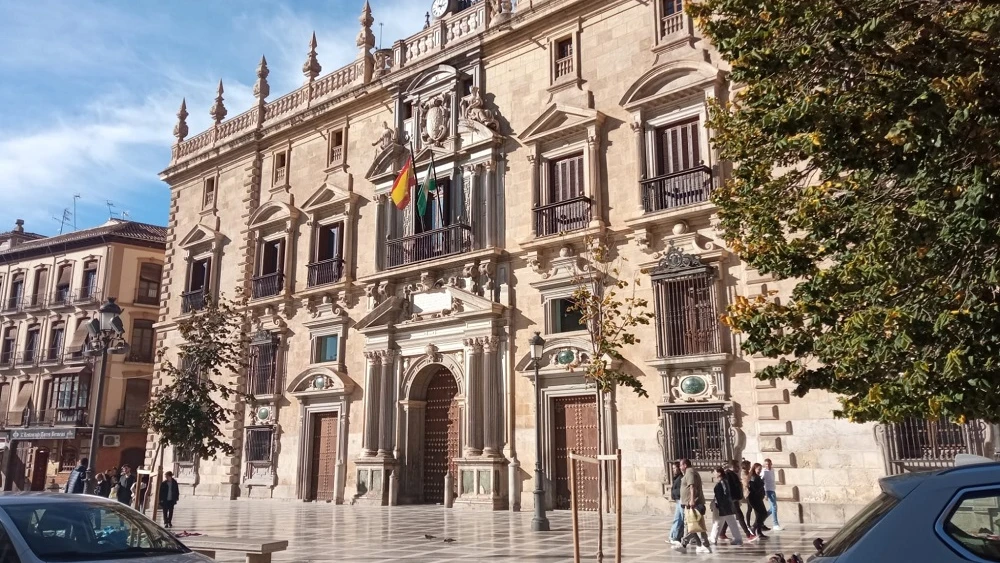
[758,420,792,436]
[757,388,790,405]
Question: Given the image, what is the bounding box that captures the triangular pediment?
[178,224,222,250]
[620,61,725,111]
[355,296,402,330]
[302,181,355,214]
[519,103,603,144]
[366,144,410,182]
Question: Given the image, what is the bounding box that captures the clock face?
[431,0,449,17]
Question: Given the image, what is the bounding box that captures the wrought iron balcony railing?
[15,349,39,367]
[50,287,73,308]
[385,224,473,269]
[251,272,284,300]
[641,166,713,214]
[125,348,155,364]
[0,352,14,369]
[307,258,344,288]
[74,286,102,305]
[134,286,160,306]
[23,293,45,310]
[533,196,592,237]
[181,289,207,314]
[40,346,63,365]
[2,296,23,313]
[35,408,88,427]
[117,408,145,428]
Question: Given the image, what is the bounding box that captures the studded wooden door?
[422,371,460,504]
[553,395,600,511]
[309,412,339,501]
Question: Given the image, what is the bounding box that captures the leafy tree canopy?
[690,0,1000,423]
[142,294,250,459]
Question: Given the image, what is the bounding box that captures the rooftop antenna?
[53,208,72,234]
[73,193,80,231]
[379,22,383,50]
[121,210,130,221]
[106,200,116,220]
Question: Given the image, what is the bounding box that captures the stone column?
[631,113,646,213]
[362,351,382,456]
[463,164,480,247]
[482,336,502,457]
[587,127,603,228]
[378,349,397,458]
[464,338,484,456]
[483,161,496,248]
[375,195,386,270]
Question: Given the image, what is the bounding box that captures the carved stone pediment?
[302,179,356,217]
[178,224,224,250]
[514,335,596,377]
[619,60,727,112]
[519,103,604,145]
[366,141,409,182]
[287,366,356,396]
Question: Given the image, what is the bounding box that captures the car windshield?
[2,500,189,562]
[818,491,899,557]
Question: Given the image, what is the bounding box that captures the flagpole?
[429,149,446,231]
[409,139,425,233]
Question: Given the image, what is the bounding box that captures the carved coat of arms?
[421,93,451,146]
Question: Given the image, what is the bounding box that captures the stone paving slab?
[163,498,837,562]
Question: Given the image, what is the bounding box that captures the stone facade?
[0,219,165,491]
[153,0,995,523]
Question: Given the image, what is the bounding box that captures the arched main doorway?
[421,370,460,504]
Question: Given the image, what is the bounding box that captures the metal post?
[571,451,580,563]
[531,358,550,531]
[615,449,622,563]
[83,339,110,494]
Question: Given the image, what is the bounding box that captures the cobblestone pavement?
[164,498,837,563]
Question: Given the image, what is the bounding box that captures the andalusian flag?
[391,156,416,210]
[416,154,436,217]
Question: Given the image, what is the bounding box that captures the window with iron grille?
[59,446,78,472]
[880,417,987,475]
[174,447,194,464]
[661,405,732,470]
[248,331,279,396]
[245,426,273,463]
[651,248,722,358]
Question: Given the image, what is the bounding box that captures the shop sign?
[10,428,77,441]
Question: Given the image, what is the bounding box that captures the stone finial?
[357,0,375,53]
[303,32,322,82]
[254,55,270,102]
[209,80,227,124]
[173,98,189,142]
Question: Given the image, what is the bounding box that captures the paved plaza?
[164,498,835,562]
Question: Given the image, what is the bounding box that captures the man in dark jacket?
[721,459,752,538]
[64,458,88,494]
[159,472,180,528]
[116,465,136,505]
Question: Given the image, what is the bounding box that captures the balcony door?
[654,119,700,177]
[309,222,343,287]
[416,179,452,234]
[122,379,151,427]
[8,274,24,309]
[254,239,285,298]
[31,269,48,307]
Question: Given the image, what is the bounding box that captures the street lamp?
[82,297,129,494]
[529,331,550,532]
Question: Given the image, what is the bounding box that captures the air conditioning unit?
[102,435,121,448]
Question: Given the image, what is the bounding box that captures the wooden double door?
[422,371,461,505]
[553,395,600,511]
[308,412,339,502]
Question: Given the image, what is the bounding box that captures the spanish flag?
[391,156,416,210]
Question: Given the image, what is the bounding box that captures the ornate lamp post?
[529,331,550,532]
[82,298,129,494]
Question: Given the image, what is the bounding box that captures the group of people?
[63,458,181,528]
[669,457,782,553]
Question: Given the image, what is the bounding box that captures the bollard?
[444,473,454,508]
[388,471,399,506]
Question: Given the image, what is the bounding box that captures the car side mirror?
[813,538,825,553]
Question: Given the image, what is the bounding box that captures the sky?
[0,0,427,236]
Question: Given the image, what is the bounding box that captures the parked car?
[810,454,1000,562]
[0,493,212,562]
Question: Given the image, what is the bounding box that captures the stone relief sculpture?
[461,86,499,130]
[372,121,398,151]
[420,93,451,146]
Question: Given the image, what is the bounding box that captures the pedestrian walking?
[672,458,711,554]
[709,467,744,546]
[720,459,752,539]
[747,462,770,541]
[763,458,782,530]
[116,465,136,505]
[668,461,685,545]
[94,472,113,498]
[740,459,755,535]
[159,471,180,528]
[64,457,88,494]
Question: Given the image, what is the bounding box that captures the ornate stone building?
[153,0,995,523]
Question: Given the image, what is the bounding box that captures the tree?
[689,0,1000,423]
[568,239,654,560]
[142,293,252,460]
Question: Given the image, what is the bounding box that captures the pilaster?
[464,338,484,456]
[378,349,397,458]
[482,336,502,457]
[362,351,382,456]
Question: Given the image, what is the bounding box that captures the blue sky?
[0,0,426,236]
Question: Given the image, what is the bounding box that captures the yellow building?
[0,219,165,491]
[153,0,991,523]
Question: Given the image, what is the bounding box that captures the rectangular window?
[174,447,194,464]
[183,258,211,314]
[548,153,585,203]
[309,223,344,287]
[314,335,339,364]
[6,274,24,311]
[0,383,10,416]
[29,269,48,308]
[273,152,288,185]
[203,177,216,209]
[661,0,686,36]
[551,298,586,334]
[248,332,279,396]
[23,328,40,363]
[48,373,91,425]
[54,265,72,305]
[882,418,985,475]
[329,130,345,166]
[655,119,701,177]
[136,263,162,305]
[252,239,285,299]
[80,261,99,301]
[188,258,210,292]
[128,320,155,363]
[1,328,15,366]
[554,38,574,79]
[652,267,720,357]
[47,324,65,362]
[661,406,731,470]
[245,426,274,463]
[416,178,453,234]
[121,378,151,427]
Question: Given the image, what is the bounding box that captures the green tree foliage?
[142,294,251,459]
[689,0,1000,423]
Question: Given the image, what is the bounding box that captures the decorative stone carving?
[357,1,375,53]
[539,246,590,280]
[460,86,499,130]
[372,121,398,152]
[478,262,495,293]
[373,49,393,78]
[254,55,270,102]
[672,221,689,236]
[209,80,227,124]
[303,32,322,82]
[173,99,189,143]
[654,245,709,275]
[425,343,442,363]
[668,367,725,403]
[420,93,451,146]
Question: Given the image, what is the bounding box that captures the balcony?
[40,346,63,365]
[534,197,592,238]
[273,166,287,186]
[330,145,344,166]
[14,349,39,368]
[23,293,45,311]
[49,287,73,308]
[251,272,284,300]
[554,56,573,80]
[134,286,160,306]
[36,408,88,427]
[117,408,145,428]
[181,289,207,314]
[0,353,14,370]
[661,11,685,37]
[386,224,473,269]
[2,296,22,313]
[125,348,155,364]
[74,286,102,305]
[307,258,344,288]
[641,166,713,214]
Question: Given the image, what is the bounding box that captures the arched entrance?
[421,370,460,504]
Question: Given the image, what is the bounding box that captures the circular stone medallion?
[256,406,271,421]
[556,349,575,365]
[313,375,327,390]
[680,375,707,396]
